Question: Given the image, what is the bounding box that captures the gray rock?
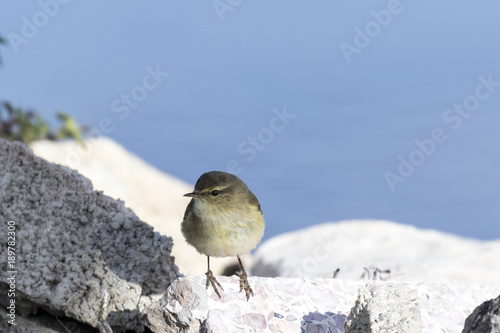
[345,283,422,333]
[463,294,500,333]
[145,277,210,333]
[0,139,180,331]
[0,307,97,333]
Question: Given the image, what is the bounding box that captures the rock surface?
[0,138,180,331]
[31,137,238,275]
[251,220,500,289]
[0,307,97,333]
[345,283,422,332]
[145,276,361,332]
[463,295,500,333]
[145,276,499,332]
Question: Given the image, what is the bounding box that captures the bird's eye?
[211,190,219,196]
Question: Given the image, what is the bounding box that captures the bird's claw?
[235,270,254,301]
[206,269,224,298]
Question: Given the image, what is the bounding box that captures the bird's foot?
[205,269,223,298]
[235,269,254,301]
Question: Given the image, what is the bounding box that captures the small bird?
[181,171,265,300]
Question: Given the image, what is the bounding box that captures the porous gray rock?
[345,283,422,332]
[463,294,500,333]
[0,307,97,333]
[0,139,180,331]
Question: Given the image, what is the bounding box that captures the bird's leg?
[235,255,254,301]
[205,256,223,298]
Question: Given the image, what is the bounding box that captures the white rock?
[251,220,500,289]
[145,276,499,332]
[345,283,423,332]
[31,137,237,275]
[146,276,363,332]
[146,277,210,333]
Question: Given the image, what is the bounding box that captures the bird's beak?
[183,192,200,198]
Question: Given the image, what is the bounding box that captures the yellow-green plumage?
[181,171,265,257]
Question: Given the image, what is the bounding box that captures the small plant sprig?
[0,101,86,145]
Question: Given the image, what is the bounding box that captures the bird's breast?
[187,200,264,257]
